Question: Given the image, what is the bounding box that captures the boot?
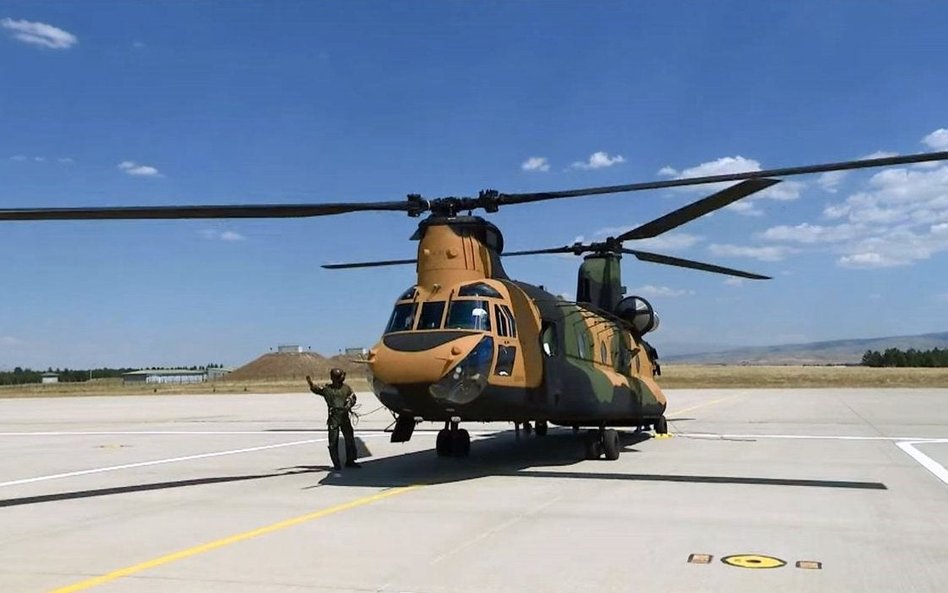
[328,446,342,471]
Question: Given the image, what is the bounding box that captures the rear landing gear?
[436,421,470,458]
[584,428,620,460]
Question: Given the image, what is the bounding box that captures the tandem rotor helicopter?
[3,151,947,460]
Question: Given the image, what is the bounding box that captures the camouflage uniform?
[310,381,358,469]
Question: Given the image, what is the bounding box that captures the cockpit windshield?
[446,300,491,331]
[385,302,416,333]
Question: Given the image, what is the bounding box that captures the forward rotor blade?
[322,258,417,270]
[501,246,577,257]
[617,178,779,241]
[624,248,770,279]
[0,201,413,221]
[498,150,948,205]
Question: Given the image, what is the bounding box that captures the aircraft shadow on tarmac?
[311,429,887,491]
[0,430,885,509]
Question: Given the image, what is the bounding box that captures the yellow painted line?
[668,393,745,417]
[49,485,422,593]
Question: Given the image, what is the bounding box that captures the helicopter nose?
[427,336,494,405]
[369,332,487,386]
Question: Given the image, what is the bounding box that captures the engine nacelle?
[615,296,660,334]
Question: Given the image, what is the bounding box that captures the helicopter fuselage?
[366,216,667,429]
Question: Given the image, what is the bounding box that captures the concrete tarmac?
[1,388,947,592]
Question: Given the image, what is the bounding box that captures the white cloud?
[923,128,948,150]
[662,155,805,216]
[132,41,145,49]
[0,335,22,346]
[724,278,744,287]
[758,222,865,244]
[630,285,695,298]
[9,155,27,162]
[521,157,550,172]
[58,157,73,163]
[1,18,77,49]
[709,244,795,262]
[118,161,161,177]
[201,230,245,241]
[676,155,760,179]
[818,170,847,193]
[33,156,45,162]
[753,161,948,269]
[571,151,625,170]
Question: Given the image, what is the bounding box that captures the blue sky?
[2,2,947,369]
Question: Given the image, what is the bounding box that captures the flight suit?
[310,382,358,469]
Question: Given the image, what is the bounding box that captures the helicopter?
[3,150,947,460]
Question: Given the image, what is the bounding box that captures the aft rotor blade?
[0,201,413,221]
[498,150,948,205]
[617,178,779,241]
[322,257,418,270]
[624,248,770,279]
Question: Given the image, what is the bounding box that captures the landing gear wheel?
[523,421,533,435]
[583,430,601,460]
[452,429,471,457]
[602,429,620,460]
[535,421,548,437]
[654,416,668,435]
[435,429,452,457]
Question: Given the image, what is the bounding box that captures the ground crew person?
[306,368,360,470]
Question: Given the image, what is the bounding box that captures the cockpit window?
[397,286,417,301]
[457,282,502,298]
[417,301,446,330]
[385,302,417,333]
[446,300,491,331]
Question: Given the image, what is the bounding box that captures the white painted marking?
[0,429,494,437]
[0,438,328,488]
[681,432,947,443]
[896,440,948,487]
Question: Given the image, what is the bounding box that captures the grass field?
[1,365,946,398]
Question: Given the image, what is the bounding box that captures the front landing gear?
[654,416,668,435]
[436,421,470,458]
[584,428,621,461]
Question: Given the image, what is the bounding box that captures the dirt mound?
[226,352,366,382]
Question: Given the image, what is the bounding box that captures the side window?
[495,346,517,376]
[417,301,446,330]
[541,324,557,357]
[500,305,517,337]
[495,304,510,337]
[576,331,588,359]
[600,341,608,364]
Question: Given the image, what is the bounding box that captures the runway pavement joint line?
[667,393,746,418]
[896,439,948,487]
[46,484,423,593]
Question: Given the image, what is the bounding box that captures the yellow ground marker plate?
[721,554,787,569]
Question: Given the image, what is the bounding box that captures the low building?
[207,367,233,381]
[277,344,303,354]
[122,369,207,385]
[41,372,59,384]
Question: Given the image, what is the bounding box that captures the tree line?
[0,364,225,385]
[861,348,948,367]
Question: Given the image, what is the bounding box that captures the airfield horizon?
[1,364,947,398]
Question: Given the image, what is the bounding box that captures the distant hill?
[662,331,948,365]
[226,352,366,382]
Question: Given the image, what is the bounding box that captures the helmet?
[329,368,346,383]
